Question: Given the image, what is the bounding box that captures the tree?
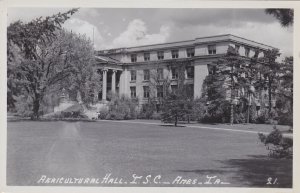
[265,9,294,27]
[198,66,231,123]
[276,57,293,126]
[55,31,97,105]
[161,88,192,126]
[256,49,281,113]
[160,60,194,126]
[214,46,249,124]
[7,9,79,119]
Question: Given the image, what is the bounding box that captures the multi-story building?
[94,34,275,107]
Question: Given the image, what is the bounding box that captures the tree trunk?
[268,80,272,113]
[230,103,234,125]
[32,98,40,120]
[175,114,178,127]
[32,94,41,120]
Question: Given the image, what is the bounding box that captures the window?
[156,104,161,113]
[144,52,150,61]
[157,68,163,80]
[143,86,150,98]
[157,86,163,98]
[157,51,164,60]
[130,70,136,81]
[245,47,250,57]
[171,50,179,59]
[131,54,137,62]
[186,66,194,78]
[208,64,217,75]
[144,69,150,81]
[171,67,179,79]
[130,86,136,98]
[208,45,216,55]
[235,45,240,52]
[171,85,178,93]
[186,84,194,98]
[186,48,195,57]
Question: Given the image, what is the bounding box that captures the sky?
[7,8,293,59]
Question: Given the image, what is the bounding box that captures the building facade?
[94,34,274,106]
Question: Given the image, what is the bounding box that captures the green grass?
[7,120,292,187]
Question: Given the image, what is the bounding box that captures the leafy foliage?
[7,9,98,119]
[276,57,293,126]
[258,126,293,159]
[98,95,138,120]
[196,72,231,123]
[161,87,193,126]
[265,9,294,27]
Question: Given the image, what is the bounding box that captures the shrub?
[98,109,109,120]
[258,126,293,159]
[138,103,156,119]
[151,112,161,120]
[277,111,293,126]
[99,95,138,120]
[256,108,278,124]
[234,113,246,124]
[197,100,231,124]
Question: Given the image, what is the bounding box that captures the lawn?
[6,120,292,187]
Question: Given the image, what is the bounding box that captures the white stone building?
[94,34,274,106]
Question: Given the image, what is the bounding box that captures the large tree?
[214,46,250,124]
[256,49,281,113]
[276,56,293,126]
[56,31,98,104]
[7,9,81,119]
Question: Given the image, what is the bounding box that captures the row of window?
[130,84,193,99]
[130,44,252,62]
[130,45,217,62]
[130,67,194,81]
[130,86,164,98]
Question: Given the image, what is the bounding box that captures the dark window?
[157,68,163,79]
[156,104,161,113]
[157,51,164,60]
[208,45,216,55]
[130,86,136,98]
[245,47,250,57]
[235,45,240,52]
[144,69,150,81]
[171,67,179,79]
[130,70,136,81]
[186,48,195,57]
[186,66,194,78]
[171,85,178,93]
[143,86,150,98]
[144,52,150,61]
[171,50,179,59]
[186,84,194,98]
[208,65,217,75]
[157,85,164,98]
[131,54,137,62]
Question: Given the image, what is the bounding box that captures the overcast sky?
[8,8,293,59]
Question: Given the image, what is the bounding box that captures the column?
[102,69,107,101]
[112,70,116,93]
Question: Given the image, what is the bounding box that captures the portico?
[97,68,123,101]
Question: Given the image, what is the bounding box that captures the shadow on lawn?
[219,155,292,188]
[176,155,292,188]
